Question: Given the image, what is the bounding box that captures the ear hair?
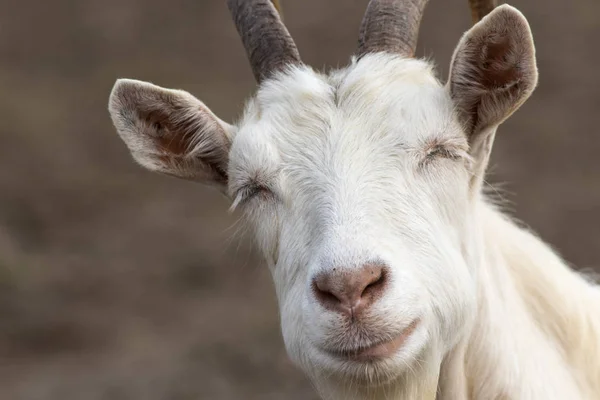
[108,79,234,190]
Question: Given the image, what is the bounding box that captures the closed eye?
[425,144,462,160]
[230,183,274,211]
[418,139,471,168]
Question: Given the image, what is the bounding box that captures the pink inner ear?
[478,34,520,90]
[138,105,202,159]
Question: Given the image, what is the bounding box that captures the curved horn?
[227,0,301,83]
[357,0,429,59]
[468,0,497,23]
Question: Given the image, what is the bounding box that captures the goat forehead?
[270,58,450,141]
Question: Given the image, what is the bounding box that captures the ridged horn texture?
[227,0,301,83]
[468,0,498,23]
[357,0,430,59]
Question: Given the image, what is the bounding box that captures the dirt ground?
[0,1,598,399]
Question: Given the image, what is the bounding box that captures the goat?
[107,0,600,398]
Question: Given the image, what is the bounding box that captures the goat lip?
[326,319,420,362]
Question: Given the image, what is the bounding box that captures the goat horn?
[227,0,301,83]
[468,0,497,24]
[357,0,430,59]
[271,0,282,15]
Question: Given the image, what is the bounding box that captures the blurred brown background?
[0,0,598,399]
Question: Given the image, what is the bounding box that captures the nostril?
[312,279,345,310]
[360,266,386,298]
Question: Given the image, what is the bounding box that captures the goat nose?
[312,263,387,317]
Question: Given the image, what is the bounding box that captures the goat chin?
[313,371,441,400]
[308,343,444,400]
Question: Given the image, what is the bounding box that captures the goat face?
[228,55,478,384]
[108,1,537,391]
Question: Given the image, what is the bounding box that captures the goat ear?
[448,5,537,186]
[108,79,234,191]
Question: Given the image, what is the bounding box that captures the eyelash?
[417,144,467,169]
[231,184,273,210]
[426,145,461,160]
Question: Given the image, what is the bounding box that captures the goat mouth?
[325,319,420,362]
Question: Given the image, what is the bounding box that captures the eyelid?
[426,145,461,159]
[230,183,273,211]
[418,142,471,167]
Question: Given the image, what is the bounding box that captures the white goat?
[107,0,600,398]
